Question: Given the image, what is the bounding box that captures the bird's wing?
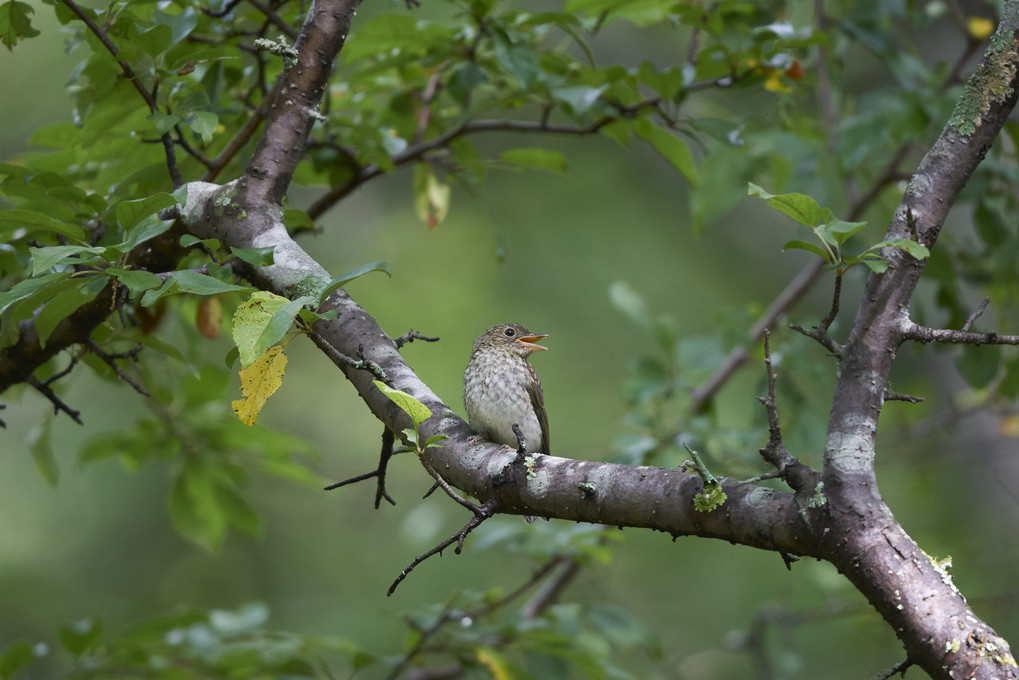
[526,362,550,455]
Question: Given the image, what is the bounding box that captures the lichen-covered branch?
[812,4,1019,677]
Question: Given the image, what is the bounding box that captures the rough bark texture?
[815,7,1019,678]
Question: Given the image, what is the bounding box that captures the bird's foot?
[511,423,527,462]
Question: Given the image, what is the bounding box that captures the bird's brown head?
[474,323,548,357]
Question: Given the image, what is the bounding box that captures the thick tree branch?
[814,5,1019,678]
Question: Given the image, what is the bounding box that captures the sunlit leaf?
[374,381,431,428]
[232,346,288,426]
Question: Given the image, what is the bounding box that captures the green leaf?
[232,291,314,368]
[783,240,830,260]
[230,245,276,267]
[29,245,107,275]
[114,193,177,230]
[0,209,85,241]
[107,267,164,296]
[59,619,103,657]
[374,381,431,428]
[821,216,866,246]
[499,148,569,176]
[342,13,451,61]
[148,110,181,135]
[861,258,889,274]
[140,270,250,307]
[633,119,697,184]
[296,307,338,324]
[0,640,38,678]
[190,111,218,144]
[879,237,931,260]
[179,234,221,250]
[0,272,66,314]
[637,61,686,100]
[127,21,172,56]
[283,209,316,235]
[35,275,108,346]
[0,0,40,50]
[118,214,174,252]
[153,6,197,46]
[956,344,1001,389]
[318,261,392,304]
[214,483,261,536]
[169,464,227,548]
[492,31,540,87]
[551,85,607,116]
[28,417,58,485]
[748,183,829,228]
[609,281,653,330]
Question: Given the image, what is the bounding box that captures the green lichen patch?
[948,35,1019,136]
[693,481,727,512]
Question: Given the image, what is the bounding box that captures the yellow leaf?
[413,166,450,230]
[231,346,288,426]
[475,647,512,680]
[763,70,791,94]
[999,415,1019,437]
[967,17,995,41]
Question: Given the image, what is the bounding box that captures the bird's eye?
[504,327,515,337]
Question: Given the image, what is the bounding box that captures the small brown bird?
[462,323,550,458]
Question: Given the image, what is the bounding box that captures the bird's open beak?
[516,334,549,351]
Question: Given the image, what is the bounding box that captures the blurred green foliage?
[2,0,1019,678]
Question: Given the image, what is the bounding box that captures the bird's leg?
[511,423,527,462]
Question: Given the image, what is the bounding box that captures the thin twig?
[308,331,389,381]
[323,431,406,507]
[388,499,497,596]
[789,275,844,356]
[28,375,82,424]
[756,332,818,493]
[202,78,281,182]
[85,339,150,397]
[871,658,913,680]
[307,98,665,219]
[395,329,441,349]
[962,297,991,332]
[247,0,299,40]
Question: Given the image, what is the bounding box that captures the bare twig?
[28,374,82,424]
[309,331,390,382]
[902,317,1019,346]
[871,658,913,680]
[395,329,441,349]
[962,296,991,332]
[388,499,497,596]
[247,0,299,40]
[520,558,584,619]
[789,275,844,357]
[415,62,448,144]
[202,0,243,18]
[323,428,400,507]
[307,98,666,219]
[85,339,149,397]
[883,388,925,404]
[756,332,818,493]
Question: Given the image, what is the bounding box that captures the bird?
[463,323,550,522]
